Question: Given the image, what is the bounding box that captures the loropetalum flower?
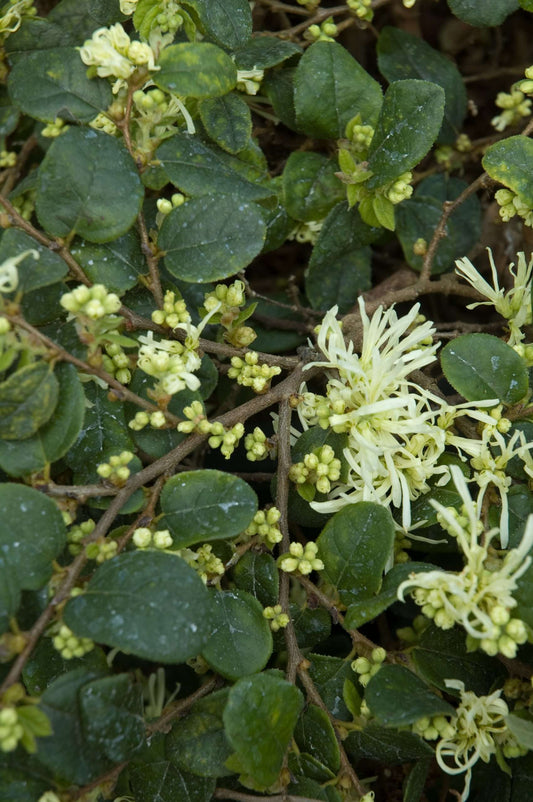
[298,299,450,528]
[397,466,533,658]
[79,23,158,92]
[455,249,533,345]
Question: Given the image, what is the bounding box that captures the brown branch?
[137,209,163,308]
[1,133,38,197]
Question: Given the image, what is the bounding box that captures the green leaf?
[367,80,444,188]
[156,133,273,201]
[504,486,533,549]
[396,175,482,274]
[263,66,299,132]
[155,43,237,98]
[317,502,395,606]
[8,47,112,123]
[201,589,272,680]
[35,127,144,243]
[0,362,59,440]
[447,0,519,26]
[483,136,533,207]
[0,364,85,477]
[294,41,382,138]
[282,151,344,222]
[307,654,353,719]
[23,637,109,696]
[223,673,304,787]
[513,560,533,629]
[79,674,145,762]
[306,203,376,313]
[345,722,433,765]
[295,705,340,773]
[199,93,252,154]
[165,689,234,778]
[0,86,19,137]
[64,551,213,663]
[159,195,265,283]
[232,551,279,607]
[412,625,506,696]
[70,230,146,293]
[0,752,52,800]
[440,333,528,404]
[130,734,216,802]
[233,38,301,70]
[365,665,455,727]
[288,751,335,783]
[160,469,257,548]
[402,759,432,802]
[182,0,252,49]
[290,604,331,650]
[506,713,533,750]
[0,228,67,292]
[47,0,125,39]
[377,27,466,144]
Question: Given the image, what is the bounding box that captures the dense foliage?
[2,0,533,800]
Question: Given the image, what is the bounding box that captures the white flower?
[236,67,264,95]
[137,331,202,395]
[0,248,39,293]
[79,24,158,91]
[455,249,533,345]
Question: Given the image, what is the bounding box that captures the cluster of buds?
[11,187,34,221]
[177,543,225,584]
[177,399,211,434]
[41,118,69,138]
[351,647,386,687]
[137,330,201,397]
[0,707,24,752]
[208,421,245,459]
[85,536,118,564]
[133,527,173,550]
[244,426,274,462]
[287,219,324,245]
[60,283,121,320]
[52,624,94,660]
[96,450,134,486]
[495,187,533,228]
[67,519,96,556]
[201,280,257,348]
[289,444,342,500]
[244,507,283,547]
[345,116,374,158]
[263,605,290,632]
[412,713,456,742]
[394,528,411,564]
[129,409,167,430]
[102,342,132,384]
[155,193,186,225]
[227,352,281,393]
[278,541,324,575]
[491,87,531,131]
[305,17,338,42]
[347,0,373,22]
[151,288,190,329]
[0,149,16,166]
[89,111,118,136]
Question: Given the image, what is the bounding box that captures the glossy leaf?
[0,362,58,440]
[308,654,353,719]
[366,665,455,727]
[447,0,519,26]
[402,759,432,802]
[130,734,216,802]
[441,333,528,404]
[377,27,466,143]
[367,80,445,188]
[317,502,395,606]
[155,43,237,98]
[483,136,533,207]
[232,551,279,607]
[223,673,304,787]
[201,590,272,680]
[233,38,301,70]
[64,551,213,663]
[294,41,382,138]
[79,674,145,762]
[8,47,112,123]
[160,469,257,548]
[159,195,265,283]
[182,0,252,48]
[282,151,344,222]
[294,705,340,773]
[70,230,146,293]
[199,93,252,154]
[0,228,67,292]
[345,723,433,765]
[35,127,144,243]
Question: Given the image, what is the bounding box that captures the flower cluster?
[491,87,531,131]
[151,289,190,329]
[60,283,121,319]
[102,342,132,384]
[236,67,264,95]
[129,409,167,430]
[495,187,533,228]
[263,605,290,631]
[278,541,324,574]
[52,624,94,660]
[352,647,387,687]
[208,421,245,460]
[0,0,36,43]
[177,544,225,584]
[0,707,24,752]
[67,519,96,556]
[287,219,324,245]
[133,527,173,550]
[347,0,373,22]
[85,536,118,564]
[398,466,533,658]
[79,23,158,92]
[201,280,257,347]
[244,426,273,462]
[96,450,134,486]
[305,17,338,42]
[289,444,342,499]
[244,507,283,547]
[137,330,202,397]
[227,352,281,393]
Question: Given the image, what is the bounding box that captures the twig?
[1,133,38,197]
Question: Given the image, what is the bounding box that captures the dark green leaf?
[8,47,112,123]
[447,0,519,26]
[263,66,299,132]
[64,551,213,663]
[0,752,52,800]
[5,19,74,62]
[0,362,59,440]
[288,751,335,783]
[199,93,252,154]
[294,41,382,138]
[130,750,216,802]
[282,151,344,222]
[505,486,533,549]
[35,127,144,243]
[155,43,237,98]
[223,673,304,787]
[317,502,395,606]
[377,27,466,143]
[233,38,301,70]
[166,689,234,778]
[366,665,455,727]
[513,560,533,629]
[396,175,482,274]
[506,713,533,750]
[441,333,528,404]
[0,228,67,293]
[201,589,272,680]
[232,551,279,607]
[483,136,533,207]
[290,604,331,650]
[70,229,146,293]
[79,674,145,762]
[367,80,445,188]
[403,759,432,802]
[47,0,125,39]
[182,0,252,49]
[295,705,340,773]
[0,86,19,137]
[23,637,109,696]
[160,469,257,548]
[0,364,85,477]
[308,654,353,719]
[345,722,434,765]
[157,133,274,201]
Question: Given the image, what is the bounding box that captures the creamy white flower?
[455,249,533,345]
[79,24,158,91]
[0,249,39,293]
